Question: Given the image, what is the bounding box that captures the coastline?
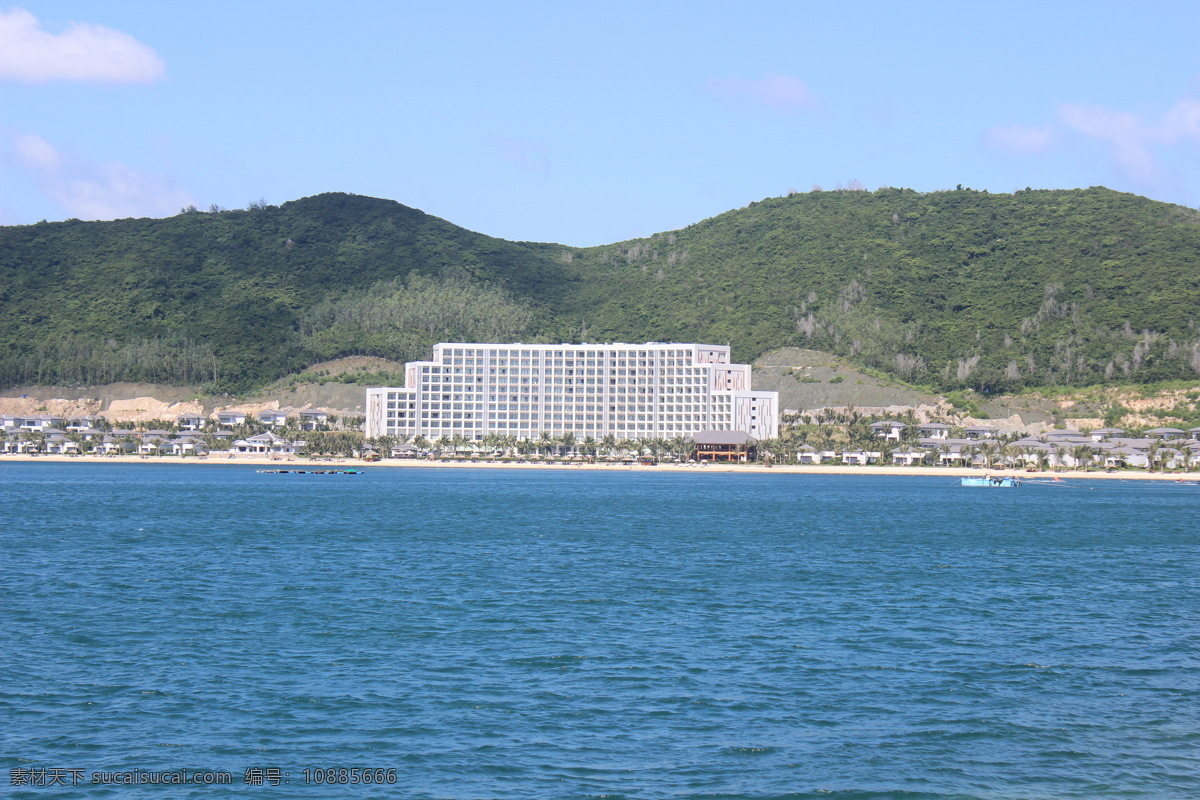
[1,452,1195,481]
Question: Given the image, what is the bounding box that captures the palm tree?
[559,431,577,457]
[1000,443,1020,470]
[643,438,667,460]
[960,444,979,469]
[976,441,997,470]
[600,433,618,457]
[1155,446,1181,472]
[1069,444,1095,472]
[758,437,781,466]
[481,433,502,456]
[927,442,948,467]
[1016,444,1036,470]
[579,436,598,461]
[374,434,397,458]
[537,430,556,456]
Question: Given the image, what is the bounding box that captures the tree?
[579,436,598,460]
[668,435,691,461]
[374,434,397,457]
[758,438,781,466]
[1069,444,1095,471]
[961,444,979,469]
[977,441,997,470]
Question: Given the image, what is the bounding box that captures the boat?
[961,475,1021,487]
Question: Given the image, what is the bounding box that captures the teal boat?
[961,475,1021,487]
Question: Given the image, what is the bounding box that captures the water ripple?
[2,465,1198,799]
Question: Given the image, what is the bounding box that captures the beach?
[2,452,1194,480]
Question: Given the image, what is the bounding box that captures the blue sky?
[3,1,1199,245]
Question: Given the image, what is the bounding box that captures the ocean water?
[2,463,1198,799]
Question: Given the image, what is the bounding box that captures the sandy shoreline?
[2,452,1195,481]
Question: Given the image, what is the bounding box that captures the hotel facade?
[365,342,778,442]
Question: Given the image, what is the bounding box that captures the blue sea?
[2,463,1198,799]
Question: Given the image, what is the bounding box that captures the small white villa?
[869,421,906,441]
[918,423,951,440]
[231,431,304,457]
[299,409,332,430]
[177,414,206,431]
[257,410,290,427]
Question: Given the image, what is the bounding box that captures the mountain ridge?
[1,187,1197,393]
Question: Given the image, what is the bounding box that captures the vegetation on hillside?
[296,273,538,365]
[1,187,1197,394]
[0,193,567,391]
[562,187,1200,393]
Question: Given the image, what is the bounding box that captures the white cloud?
[0,8,164,84]
[987,98,1200,195]
[13,131,62,170]
[707,73,817,112]
[9,132,195,220]
[1162,98,1200,142]
[985,123,1056,155]
[1058,104,1159,183]
[494,135,551,177]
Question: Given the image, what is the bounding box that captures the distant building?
[0,414,65,431]
[366,342,778,442]
[869,421,906,441]
[692,430,758,462]
[299,410,332,430]
[176,414,206,431]
[257,410,290,427]
[918,422,952,439]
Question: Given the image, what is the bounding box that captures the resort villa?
[365,342,779,443]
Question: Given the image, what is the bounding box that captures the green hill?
[1,187,1197,394]
[561,187,1200,392]
[0,193,570,391]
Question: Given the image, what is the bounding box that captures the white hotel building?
[365,342,778,442]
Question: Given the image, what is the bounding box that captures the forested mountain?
[0,193,571,390]
[2,187,1198,394]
